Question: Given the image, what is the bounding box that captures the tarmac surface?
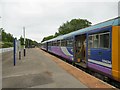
[2,48,87,88]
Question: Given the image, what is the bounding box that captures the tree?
[58,18,92,36]
[19,36,24,45]
[1,28,14,48]
[1,29,14,43]
[19,36,38,48]
[41,18,92,42]
[0,28,38,48]
[41,35,54,42]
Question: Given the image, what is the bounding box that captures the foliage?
[1,28,38,48]
[19,36,38,48]
[41,18,92,42]
[41,35,54,42]
[1,28,14,43]
[1,28,14,48]
[58,19,91,35]
[2,42,13,48]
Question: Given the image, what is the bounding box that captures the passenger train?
[41,17,120,83]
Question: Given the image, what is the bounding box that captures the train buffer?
[2,48,117,89]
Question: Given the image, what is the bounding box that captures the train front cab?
[112,25,120,82]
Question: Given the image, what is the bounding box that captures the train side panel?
[112,26,120,81]
[60,46,74,61]
[41,43,47,51]
[87,26,112,77]
[48,46,74,61]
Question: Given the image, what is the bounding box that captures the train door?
[75,34,87,68]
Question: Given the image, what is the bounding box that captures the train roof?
[42,17,120,43]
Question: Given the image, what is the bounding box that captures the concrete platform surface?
[2,48,87,88]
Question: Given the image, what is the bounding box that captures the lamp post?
[23,27,26,56]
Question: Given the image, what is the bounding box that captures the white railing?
[0,47,13,53]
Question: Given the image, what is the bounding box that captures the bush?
[2,42,13,48]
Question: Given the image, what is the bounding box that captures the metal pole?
[19,51,21,60]
[18,40,21,60]
[28,40,29,48]
[13,39,16,66]
[23,27,26,56]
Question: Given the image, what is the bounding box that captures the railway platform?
[2,48,117,89]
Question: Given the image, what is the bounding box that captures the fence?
[0,47,13,53]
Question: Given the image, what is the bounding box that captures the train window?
[48,42,50,46]
[100,33,110,49]
[93,34,99,48]
[51,41,53,46]
[57,40,60,46]
[55,41,57,46]
[88,35,93,49]
[61,40,63,46]
[53,41,55,46]
[67,40,73,47]
[61,40,67,46]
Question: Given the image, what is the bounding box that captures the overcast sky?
[0,0,119,42]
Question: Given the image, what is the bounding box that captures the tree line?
[41,18,92,42]
[19,36,38,48]
[1,28,14,48]
[0,28,38,48]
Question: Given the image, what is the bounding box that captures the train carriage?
[41,17,120,82]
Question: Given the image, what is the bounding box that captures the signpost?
[13,38,16,66]
[13,39,21,66]
[17,40,21,60]
[13,26,26,66]
[23,27,26,57]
